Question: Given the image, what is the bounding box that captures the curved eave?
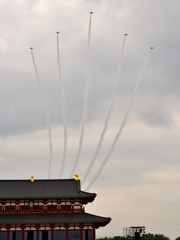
[0,195,96,205]
[78,192,96,204]
[0,193,96,205]
[0,213,111,229]
[0,179,96,203]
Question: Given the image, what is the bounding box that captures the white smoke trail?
[30,48,52,179]
[56,32,68,178]
[82,34,128,184]
[85,47,153,190]
[70,12,93,177]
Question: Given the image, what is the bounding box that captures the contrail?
[30,48,52,179]
[85,47,153,190]
[70,12,93,177]
[56,32,68,178]
[82,34,128,184]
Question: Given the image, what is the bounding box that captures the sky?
[0,0,180,239]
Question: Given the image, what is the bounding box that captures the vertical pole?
[7,228,10,240]
[51,228,54,240]
[66,227,68,240]
[80,228,83,240]
[37,228,39,240]
[22,228,24,240]
[93,228,96,240]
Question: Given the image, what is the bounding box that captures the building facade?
[0,179,111,240]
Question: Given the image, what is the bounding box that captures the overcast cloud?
[0,0,180,239]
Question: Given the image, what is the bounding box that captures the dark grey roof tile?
[0,179,96,202]
[0,213,111,227]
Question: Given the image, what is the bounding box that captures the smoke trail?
[56,32,68,178]
[30,48,52,179]
[82,34,128,184]
[70,12,93,177]
[86,47,153,190]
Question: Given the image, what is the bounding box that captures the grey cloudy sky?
[0,0,180,239]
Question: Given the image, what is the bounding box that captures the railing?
[0,207,85,214]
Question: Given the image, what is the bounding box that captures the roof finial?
[31,174,34,182]
[75,174,79,180]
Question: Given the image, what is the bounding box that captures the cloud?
[0,0,180,239]
[136,95,173,127]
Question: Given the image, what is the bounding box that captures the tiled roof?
[0,213,111,228]
[0,179,96,202]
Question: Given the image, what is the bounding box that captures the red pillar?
[93,228,96,240]
[7,228,10,240]
[80,228,83,240]
[21,225,25,240]
[37,228,39,240]
[66,227,68,240]
[22,229,24,240]
[51,228,54,240]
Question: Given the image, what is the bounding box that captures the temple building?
[0,178,111,240]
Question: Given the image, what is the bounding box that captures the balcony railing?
[0,206,85,214]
